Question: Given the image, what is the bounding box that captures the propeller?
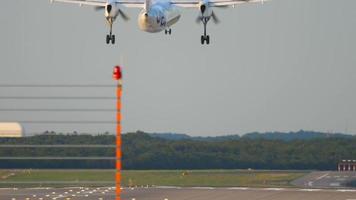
[118,9,130,21]
[94,6,104,11]
[211,11,220,24]
[195,11,220,24]
[195,16,202,24]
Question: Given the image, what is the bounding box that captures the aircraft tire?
[112,35,116,44]
[106,35,110,44]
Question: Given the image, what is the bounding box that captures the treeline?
[0,131,355,170]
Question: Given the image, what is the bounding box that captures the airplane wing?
[171,0,268,8]
[51,0,267,8]
[51,0,145,8]
[51,0,106,7]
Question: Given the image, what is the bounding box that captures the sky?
[0,0,356,136]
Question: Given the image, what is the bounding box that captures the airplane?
[50,0,268,45]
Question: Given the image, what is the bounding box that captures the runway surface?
[1,186,356,200]
[292,171,356,188]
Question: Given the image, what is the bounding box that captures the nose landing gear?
[106,18,116,45]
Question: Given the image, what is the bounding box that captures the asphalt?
[292,171,356,188]
[1,171,356,200]
[1,186,356,200]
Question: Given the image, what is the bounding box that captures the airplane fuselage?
[138,1,180,33]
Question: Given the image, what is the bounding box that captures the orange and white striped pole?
[113,66,123,200]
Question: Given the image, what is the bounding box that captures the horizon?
[19,129,356,137]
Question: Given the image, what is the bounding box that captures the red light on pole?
[113,66,122,81]
[113,65,122,200]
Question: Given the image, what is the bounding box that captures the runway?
[1,186,356,200]
[292,171,356,188]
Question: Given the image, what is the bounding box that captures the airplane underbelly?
[138,6,180,33]
[138,14,163,33]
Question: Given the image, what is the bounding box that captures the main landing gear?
[106,19,116,45]
[165,28,172,35]
[201,17,210,45]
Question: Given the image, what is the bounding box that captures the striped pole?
[113,66,123,200]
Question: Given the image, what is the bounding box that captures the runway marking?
[155,186,182,189]
[27,187,52,190]
[337,189,356,192]
[191,187,215,190]
[316,173,329,180]
[299,189,322,192]
[263,188,285,191]
[227,187,249,190]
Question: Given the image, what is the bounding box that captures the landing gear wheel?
[106,35,111,44]
[111,35,116,44]
[165,29,172,35]
[201,35,210,45]
[106,34,116,45]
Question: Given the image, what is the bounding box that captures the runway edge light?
[113,65,123,200]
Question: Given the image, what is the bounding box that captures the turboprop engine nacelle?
[105,2,120,19]
[199,0,212,18]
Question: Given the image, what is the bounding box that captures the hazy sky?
[0,0,356,136]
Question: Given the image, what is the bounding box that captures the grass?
[123,170,306,188]
[0,169,306,188]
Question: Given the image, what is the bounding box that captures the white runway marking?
[316,173,329,180]
[155,186,182,189]
[263,188,285,191]
[337,189,356,192]
[227,187,250,190]
[299,189,322,192]
[191,187,215,190]
[329,183,340,186]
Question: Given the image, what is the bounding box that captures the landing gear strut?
[106,19,116,45]
[201,17,210,45]
[165,28,172,35]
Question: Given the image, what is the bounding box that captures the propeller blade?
[94,6,104,11]
[118,9,130,21]
[196,16,202,24]
[211,11,220,24]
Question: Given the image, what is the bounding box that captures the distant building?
[0,123,23,138]
[338,160,356,171]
